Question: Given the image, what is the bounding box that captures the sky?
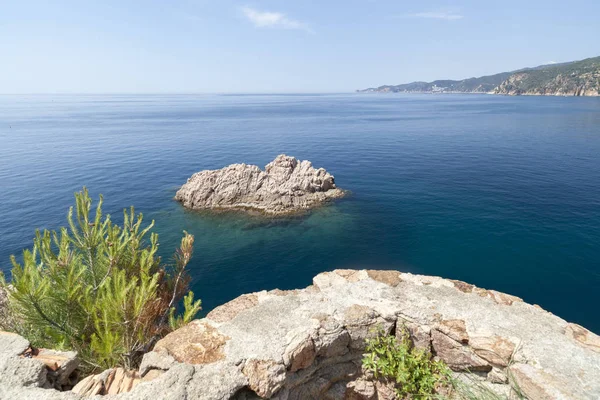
[1,0,599,93]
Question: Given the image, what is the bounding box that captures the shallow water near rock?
[0,93,599,333]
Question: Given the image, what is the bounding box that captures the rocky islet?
[175,155,345,216]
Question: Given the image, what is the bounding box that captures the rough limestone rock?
[0,331,30,361]
[175,155,345,215]
[0,331,81,396]
[71,367,167,397]
[34,349,80,390]
[0,286,7,310]
[0,286,12,328]
[2,270,600,399]
[138,352,176,377]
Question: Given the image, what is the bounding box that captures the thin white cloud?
[241,6,313,33]
[545,61,558,64]
[405,11,464,20]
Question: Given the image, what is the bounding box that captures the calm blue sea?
[1,94,599,333]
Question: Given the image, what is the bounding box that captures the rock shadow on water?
[178,198,353,232]
[171,188,354,232]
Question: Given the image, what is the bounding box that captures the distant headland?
[358,55,600,96]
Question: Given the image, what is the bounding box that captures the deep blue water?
[1,93,599,333]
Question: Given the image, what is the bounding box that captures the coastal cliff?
[2,269,600,399]
[493,57,600,96]
[359,56,600,97]
[175,155,345,215]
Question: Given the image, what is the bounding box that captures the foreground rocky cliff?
[175,155,345,216]
[2,269,600,399]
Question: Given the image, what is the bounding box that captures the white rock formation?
[175,155,345,215]
[2,270,600,399]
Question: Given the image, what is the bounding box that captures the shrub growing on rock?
[0,188,201,372]
[362,328,450,398]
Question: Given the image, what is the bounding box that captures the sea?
[1,93,599,333]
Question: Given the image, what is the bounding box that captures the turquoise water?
[1,94,599,333]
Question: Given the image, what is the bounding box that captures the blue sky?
[1,0,599,93]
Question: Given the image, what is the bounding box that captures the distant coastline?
[358,55,600,97]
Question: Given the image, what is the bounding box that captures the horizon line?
[0,91,356,96]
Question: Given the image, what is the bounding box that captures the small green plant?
[0,188,201,372]
[362,328,451,398]
[362,328,525,400]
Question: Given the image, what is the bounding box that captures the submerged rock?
[175,155,345,215]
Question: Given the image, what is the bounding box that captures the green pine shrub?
[0,188,201,372]
[362,328,451,398]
